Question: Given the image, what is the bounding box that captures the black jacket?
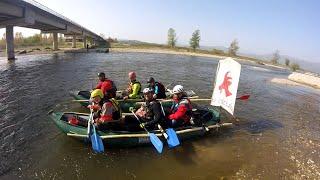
[143,100,164,128]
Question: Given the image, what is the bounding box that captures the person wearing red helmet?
[167,85,192,128]
[95,72,117,99]
[123,71,141,100]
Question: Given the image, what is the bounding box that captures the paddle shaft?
[131,110,149,133]
[185,95,250,102]
[87,108,93,135]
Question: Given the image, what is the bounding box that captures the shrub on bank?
[290,63,300,71]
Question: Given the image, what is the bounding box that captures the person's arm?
[168,104,187,120]
[145,102,162,127]
[129,83,140,98]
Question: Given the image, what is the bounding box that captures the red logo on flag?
[219,72,232,97]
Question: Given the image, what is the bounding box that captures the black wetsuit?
[125,99,165,131]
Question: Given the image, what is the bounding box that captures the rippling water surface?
[0,52,319,179]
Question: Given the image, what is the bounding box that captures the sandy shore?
[271,74,320,90]
[288,72,320,89]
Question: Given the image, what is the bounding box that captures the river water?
[0,52,319,179]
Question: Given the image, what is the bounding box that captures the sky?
[1,0,320,62]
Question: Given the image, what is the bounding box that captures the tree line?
[167,28,299,71]
[0,32,66,48]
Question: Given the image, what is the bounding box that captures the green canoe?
[48,107,232,147]
[69,90,197,112]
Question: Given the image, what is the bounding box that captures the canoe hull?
[49,107,231,148]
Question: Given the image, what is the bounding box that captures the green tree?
[14,32,24,46]
[285,58,290,66]
[189,30,200,51]
[271,50,280,64]
[290,63,300,71]
[228,39,239,56]
[87,36,93,45]
[167,28,177,48]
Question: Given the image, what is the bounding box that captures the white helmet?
[143,87,153,94]
[172,85,184,94]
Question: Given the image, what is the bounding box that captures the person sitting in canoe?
[94,72,117,99]
[147,77,166,99]
[88,89,121,130]
[124,88,165,131]
[167,85,193,128]
[123,71,141,100]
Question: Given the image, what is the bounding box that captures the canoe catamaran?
[69,89,197,112]
[49,58,242,152]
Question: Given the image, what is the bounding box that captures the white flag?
[211,58,241,115]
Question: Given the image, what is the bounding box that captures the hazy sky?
[1,0,319,62]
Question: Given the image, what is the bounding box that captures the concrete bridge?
[0,0,106,60]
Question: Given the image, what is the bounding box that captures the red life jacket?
[169,97,192,123]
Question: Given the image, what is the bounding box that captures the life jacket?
[171,97,193,123]
[127,80,141,94]
[68,116,79,125]
[144,101,158,120]
[108,98,121,120]
[105,79,117,99]
[153,82,166,99]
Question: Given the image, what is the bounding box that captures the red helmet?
[128,71,136,79]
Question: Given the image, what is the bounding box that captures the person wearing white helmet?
[124,87,165,131]
[167,85,193,128]
[123,71,141,100]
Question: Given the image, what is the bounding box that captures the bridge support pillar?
[72,35,76,48]
[53,33,58,51]
[6,26,15,60]
[83,36,87,48]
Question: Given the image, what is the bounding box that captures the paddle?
[131,110,163,154]
[88,108,105,153]
[182,94,250,102]
[164,82,173,90]
[159,102,180,148]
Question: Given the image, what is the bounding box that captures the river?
[0,52,319,179]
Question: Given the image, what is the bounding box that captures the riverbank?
[288,72,320,89]
[1,45,319,89]
[110,47,288,70]
[0,46,108,58]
